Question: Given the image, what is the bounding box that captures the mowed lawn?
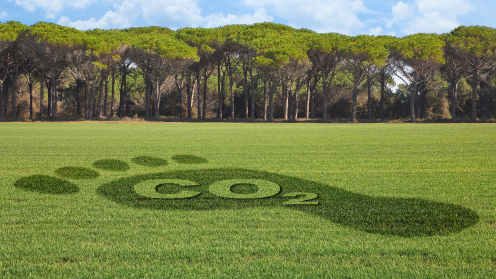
[0,122,495,278]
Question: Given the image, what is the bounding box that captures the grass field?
[0,122,495,278]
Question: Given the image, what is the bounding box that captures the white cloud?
[387,0,474,35]
[58,1,137,30]
[56,0,275,31]
[203,8,273,28]
[0,11,8,19]
[244,0,370,34]
[140,0,203,29]
[386,1,411,28]
[10,0,95,18]
[368,26,382,36]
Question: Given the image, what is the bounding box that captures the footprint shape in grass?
[15,155,479,237]
[13,156,198,195]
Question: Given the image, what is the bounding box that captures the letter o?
[208,179,280,199]
[134,179,200,199]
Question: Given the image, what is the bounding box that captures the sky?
[1,0,495,37]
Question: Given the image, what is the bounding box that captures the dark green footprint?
[93,159,129,171]
[132,156,168,167]
[172,155,208,164]
[15,175,79,194]
[97,168,479,237]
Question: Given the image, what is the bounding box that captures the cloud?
[386,1,411,28]
[10,0,95,19]
[57,0,274,31]
[244,0,370,34]
[368,26,382,36]
[140,0,203,30]
[387,0,474,35]
[0,11,7,19]
[203,8,273,28]
[58,1,137,30]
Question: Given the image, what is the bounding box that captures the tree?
[308,33,348,121]
[24,22,83,119]
[447,26,496,122]
[130,32,198,120]
[0,21,29,119]
[390,33,445,123]
[343,35,389,122]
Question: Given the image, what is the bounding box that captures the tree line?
[1,21,496,122]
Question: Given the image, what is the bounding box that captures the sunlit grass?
[0,122,495,278]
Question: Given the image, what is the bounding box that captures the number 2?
[283,192,318,205]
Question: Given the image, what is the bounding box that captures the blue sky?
[1,0,495,36]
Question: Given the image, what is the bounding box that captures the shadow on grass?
[97,168,478,237]
[15,175,79,194]
[171,155,208,164]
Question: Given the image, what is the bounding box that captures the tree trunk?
[98,71,104,119]
[410,81,417,123]
[29,79,33,119]
[311,79,315,119]
[283,80,288,120]
[203,71,207,120]
[380,71,385,122]
[250,67,255,121]
[103,76,108,117]
[322,75,328,121]
[486,88,491,119]
[263,77,267,121]
[118,67,126,117]
[471,68,477,122]
[367,76,372,120]
[196,67,201,120]
[0,81,3,118]
[306,77,310,119]
[145,77,150,120]
[419,82,427,119]
[351,86,358,122]
[76,79,81,117]
[451,76,458,122]
[51,72,57,119]
[294,88,298,121]
[268,77,276,122]
[244,63,248,120]
[12,69,18,119]
[187,73,192,120]
[110,69,115,117]
[217,60,222,119]
[228,59,235,121]
[46,77,51,117]
[154,80,160,120]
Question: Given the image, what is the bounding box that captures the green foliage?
[0,21,28,42]
[344,35,389,67]
[27,21,85,47]
[308,32,348,54]
[84,29,128,55]
[176,27,217,54]
[447,25,496,57]
[131,33,199,61]
[391,33,445,64]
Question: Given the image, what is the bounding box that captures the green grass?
[0,122,495,278]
